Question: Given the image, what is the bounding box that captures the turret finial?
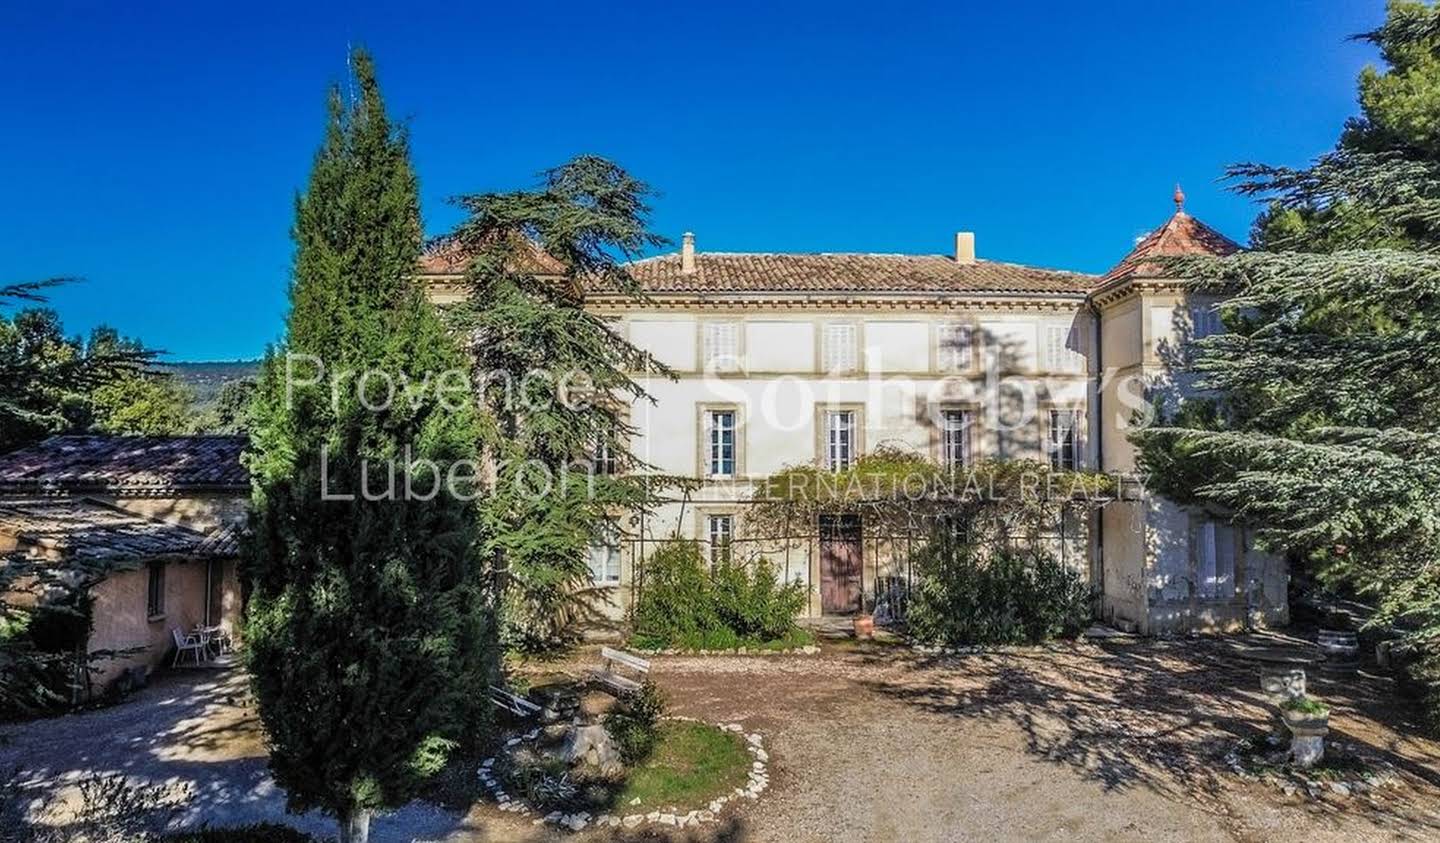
[1173,183,1186,212]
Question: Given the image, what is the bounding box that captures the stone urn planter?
[853,614,875,639]
[1260,668,1306,739]
[1282,702,1331,769]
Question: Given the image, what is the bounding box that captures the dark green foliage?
[604,678,667,765]
[1134,1,1440,727]
[711,558,807,642]
[1,282,172,453]
[243,49,495,837]
[632,541,806,649]
[908,526,1089,647]
[0,550,111,720]
[187,377,258,434]
[441,155,676,652]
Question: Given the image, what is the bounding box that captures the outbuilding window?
[146,560,166,619]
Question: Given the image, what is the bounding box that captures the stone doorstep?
[479,720,770,832]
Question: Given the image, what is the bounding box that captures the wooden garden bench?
[589,647,650,696]
[488,685,542,719]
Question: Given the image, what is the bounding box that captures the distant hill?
[163,360,261,405]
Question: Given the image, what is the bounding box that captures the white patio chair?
[172,627,206,667]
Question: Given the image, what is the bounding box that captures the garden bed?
[479,718,769,832]
[633,628,820,656]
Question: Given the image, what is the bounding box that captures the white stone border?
[477,717,770,833]
[633,645,820,657]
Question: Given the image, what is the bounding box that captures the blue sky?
[1,1,1382,361]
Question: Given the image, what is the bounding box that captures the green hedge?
[908,534,1090,647]
[633,541,806,649]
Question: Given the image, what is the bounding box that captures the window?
[1043,323,1085,373]
[708,514,734,567]
[146,561,165,619]
[822,323,858,373]
[587,519,622,584]
[706,410,736,477]
[593,427,619,475]
[825,410,856,471]
[1194,519,1236,599]
[940,409,974,470]
[937,323,973,371]
[703,321,741,371]
[1048,409,1080,470]
[1190,302,1223,339]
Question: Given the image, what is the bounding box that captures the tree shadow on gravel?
[856,637,1440,832]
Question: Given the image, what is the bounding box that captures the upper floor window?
[593,434,618,476]
[708,514,734,567]
[1190,302,1223,339]
[1043,323,1085,373]
[587,519,622,584]
[822,323,858,374]
[1048,409,1080,471]
[706,409,736,478]
[940,409,974,470]
[703,321,741,372]
[937,323,973,372]
[824,410,856,471]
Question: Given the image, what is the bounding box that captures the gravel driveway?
[4,635,1440,842]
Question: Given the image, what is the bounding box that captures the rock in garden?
[561,723,624,776]
[623,815,643,828]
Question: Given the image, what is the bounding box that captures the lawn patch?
[615,720,750,808]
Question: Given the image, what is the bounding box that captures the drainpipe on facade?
[1088,298,1106,616]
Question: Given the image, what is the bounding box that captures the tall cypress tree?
[1136,1,1440,722]
[244,50,493,843]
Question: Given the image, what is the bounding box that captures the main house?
[420,189,1291,636]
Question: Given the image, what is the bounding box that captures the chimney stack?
[681,232,696,274]
[954,232,976,265]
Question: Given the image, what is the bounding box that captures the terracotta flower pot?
[853,615,875,639]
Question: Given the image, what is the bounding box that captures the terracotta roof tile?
[612,253,1096,296]
[419,236,567,276]
[0,436,249,493]
[1102,211,1241,283]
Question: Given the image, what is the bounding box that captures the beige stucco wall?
[86,556,242,694]
[584,302,1100,619]
[97,493,248,533]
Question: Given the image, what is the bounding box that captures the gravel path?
[4,636,1440,842]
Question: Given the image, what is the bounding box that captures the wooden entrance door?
[819,514,862,615]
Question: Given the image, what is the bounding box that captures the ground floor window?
[146,560,166,619]
[1048,409,1080,470]
[1193,518,1236,600]
[708,514,733,567]
[941,408,974,470]
[588,519,622,584]
[825,410,856,471]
